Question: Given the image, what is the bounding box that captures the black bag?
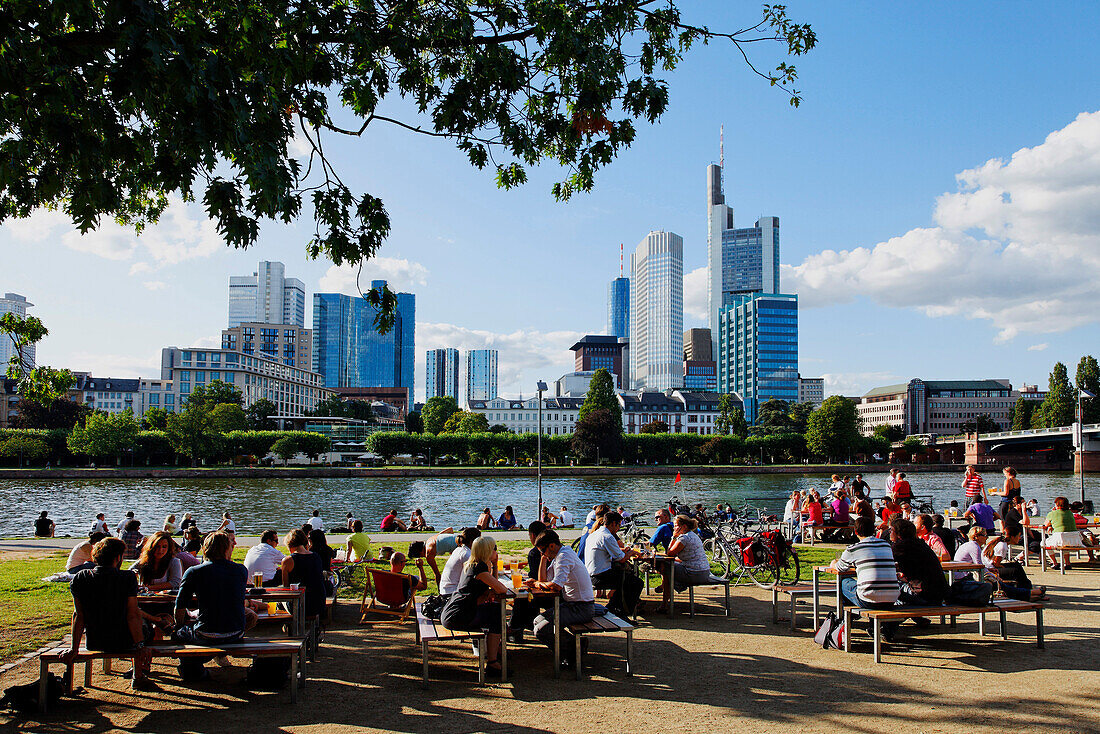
[0,672,66,713]
[421,594,446,620]
[948,579,993,607]
[244,657,291,689]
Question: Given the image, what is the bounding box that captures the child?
[945,500,961,518]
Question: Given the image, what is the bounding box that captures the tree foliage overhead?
[0,313,74,406]
[1076,355,1100,424]
[1,1,813,327]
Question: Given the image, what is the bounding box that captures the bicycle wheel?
[773,548,801,586]
[703,538,730,578]
[747,556,777,589]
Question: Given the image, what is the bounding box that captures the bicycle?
[727,528,801,588]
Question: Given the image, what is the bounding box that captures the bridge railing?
[892,423,1100,448]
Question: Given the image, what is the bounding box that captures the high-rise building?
[221,323,312,370]
[570,335,628,389]
[683,328,713,362]
[228,261,306,328]
[630,231,683,391]
[466,349,498,403]
[426,348,460,400]
[0,293,34,369]
[683,360,717,392]
[798,375,825,407]
[706,163,780,331]
[311,280,415,389]
[607,277,630,340]
[717,293,798,423]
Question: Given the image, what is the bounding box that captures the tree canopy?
[805,395,860,462]
[579,368,622,428]
[421,396,459,435]
[1076,355,1100,423]
[1,1,813,327]
[715,395,747,438]
[1038,362,1074,428]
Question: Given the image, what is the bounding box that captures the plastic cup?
[511,570,522,589]
[290,583,299,590]
[267,601,278,615]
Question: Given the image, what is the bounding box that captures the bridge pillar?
[1075,437,1100,473]
[964,433,986,466]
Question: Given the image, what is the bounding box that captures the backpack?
[421,594,446,621]
[948,579,993,607]
[814,611,845,649]
[244,657,291,689]
[0,672,67,713]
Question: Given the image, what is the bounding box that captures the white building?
[138,378,177,415]
[798,376,825,407]
[630,231,684,392]
[469,396,580,435]
[228,261,306,328]
[0,293,35,369]
[72,374,140,415]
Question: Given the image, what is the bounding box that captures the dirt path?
[3,564,1099,733]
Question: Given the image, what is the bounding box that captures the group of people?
[474,505,580,530]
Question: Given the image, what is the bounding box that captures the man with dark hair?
[829,516,900,612]
[244,529,286,586]
[931,514,962,557]
[62,538,172,689]
[887,515,947,639]
[528,530,595,670]
[583,511,641,616]
[506,521,547,643]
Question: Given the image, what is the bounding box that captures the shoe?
[911,617,932,628]
[130,678,158,692]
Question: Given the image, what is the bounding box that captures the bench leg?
[843,608,851,653]
[873,618,882,663]
[39,657,48,714]
[421,640,430,687]
[812,570,820,630]
[553,597,561,679]
[299,644,307,689]
[688,586,695,618]
[1060,548,1066,575]
[999,610,1008,640]
[85,660,92,688]
[791,594,797,630]
[724,582,730,617]
[575,634,583,681]
[772,586,779,624]
[1036,609,1045,649]
[289,654,298,703]
[477,638,486,685]
[626,630,633,677]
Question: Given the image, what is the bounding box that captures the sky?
[3,1,1100,403]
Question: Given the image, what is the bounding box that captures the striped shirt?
[963,473,985,497]
[835,537,900,603]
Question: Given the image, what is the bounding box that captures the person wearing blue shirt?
[498,506,518,530]
[649,508,674,551]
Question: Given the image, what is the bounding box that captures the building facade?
[228,261,306,328]
[707,163,780,331]
[161,347,330,416]
[630,231,684,392]
[857,379,1016,436]
[312,280,415,390]
[683,328,713,362]
[607,276,630,340]
[138,378,177,415]
[466,349,498,403]
[683,360,717,392]
[72,375,141,415]
[570,335,628,389]
[798,376,825,407]
[332,386,411,418]
[221,323,312,370]
[0,293,35,369]
[717,292,798,424]
[426,348,460,400]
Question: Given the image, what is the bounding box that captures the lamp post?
[537,380,547,522]
[1079,389,1095,505]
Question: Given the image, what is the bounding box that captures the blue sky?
[3,1,1100,402]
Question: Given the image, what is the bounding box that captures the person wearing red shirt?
[961,465,986,507]
[892,472,913,502]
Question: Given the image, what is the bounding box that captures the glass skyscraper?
[606,277,630,339]
[629,231,683,391]
[717,293,798,424]
[465,349,498,403]
[228,261,306,328]
[426,348,460,400]
[311,280,415,390]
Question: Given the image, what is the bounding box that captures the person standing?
[885,468,898,497]
[990,466,1022,521]
[92,513,109,536]
[892,472,913,502]
[961,465,986,507]
[851,474,871,496]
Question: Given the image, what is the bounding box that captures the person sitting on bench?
[507,522,547,643]
[583,511,641,617]
[885,516,948,640]
[982,531,1047,601]
[245,530,286,586]
[440,537,511,677]
[916,514,950,562]
[654,514,714,614]
[527,530,595,672]
[829,516,900,614]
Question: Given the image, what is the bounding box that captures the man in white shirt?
[885,468,898,496]
[583,512,641,617]
[244,530,286,585]
[558,507,574,528]
[307,509,324,531]
[116,511,135,537]
[438,528,480,596]
[528,529,595,670]
[92,513,109,535]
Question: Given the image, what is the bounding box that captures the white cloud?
[1027,343,1049,352]
[820,371,901,398]
[319,257,430,295]
[142,281,168,291]
[129,262,154,275]
[416,322,583,399]
[783,110,1100,342]
[68,352,161,379]
[684,266,708,320]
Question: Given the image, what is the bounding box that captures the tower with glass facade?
[607,277,630,340]
[717,293,798,424]
[228,261,306,328]
[465,349,498,404]
[629,231,684,391]
[311,280,415,390]
[426,348,460,400]
[0,293,34,369]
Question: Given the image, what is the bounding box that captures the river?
[2,470,1095,537]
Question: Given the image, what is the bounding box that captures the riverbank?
[0,463,981,480]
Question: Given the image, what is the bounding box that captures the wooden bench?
[772,582,836,630]
[843,600,1044,663]
[683,575,732,618]
[1041,545,1096,574]
[566,611,635,681]
[414,602,487,686]
[37,638,307,712]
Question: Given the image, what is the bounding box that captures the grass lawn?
[0,553,73,663]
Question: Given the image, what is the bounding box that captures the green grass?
[0,553,73,662]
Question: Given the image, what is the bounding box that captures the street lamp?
[1079,389,1095,506]
[536,380,547,522]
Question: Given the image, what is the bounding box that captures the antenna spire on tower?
[620,242,623,277]
[720,124,724,170]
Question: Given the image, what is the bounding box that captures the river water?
[3,470,1096,537]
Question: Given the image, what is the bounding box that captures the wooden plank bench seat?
[843,600,1045,663]
[684,575,732,618]
[414,603,487,686]
[566,612,635,681]
[772,582,837,630]
[1042,546,1096,574]
[37,638,307,712]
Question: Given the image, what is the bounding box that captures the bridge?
[900,424,1100,471]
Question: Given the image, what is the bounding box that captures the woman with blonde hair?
[653,515,713,613]
[440,536,511,676]
[132,531,183,591]
[163,514,177,534]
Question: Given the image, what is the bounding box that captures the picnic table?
[138,586,307,637]
[811,561,984,629]
[497,569,564,678]
[1026,521,1099,573]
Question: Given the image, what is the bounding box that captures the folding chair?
[359,568,416,624]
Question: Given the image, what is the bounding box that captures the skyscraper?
[706,163,780,331]
[717,292,798,423]
[426,348,460,400]
[311,280,415,390]
[607,277,630,340]
[228,261,306,327]
[682,328,713,362]
[0,293,34,369]
[630,231,684,391]
[465,349,498,403]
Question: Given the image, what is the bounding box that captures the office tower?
[683,328,713,362]
[629,231,684,391]
[228,261,306,327]
[706,162,780,331]
[426,348,460,400]
[570,335,628,389]
[466,349,498,403]
[607,277,630,340]
[312,280,415,389]
[717,293,798,424]
[0,293,34,369]
[222,323,312,370]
